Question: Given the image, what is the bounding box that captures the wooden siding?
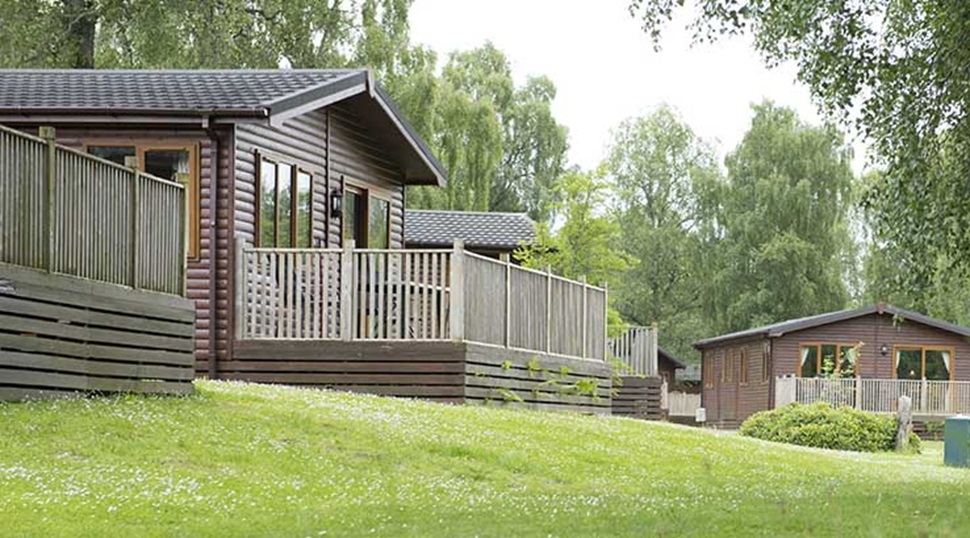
[229,340,612,413]
[464,343,612,414]
[700,336,768,428]
[233,103,406,251]
[773,312,970,383]
[0,263,195,400]
[612,376,663,420]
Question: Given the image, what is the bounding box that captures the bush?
[739,402,921,453]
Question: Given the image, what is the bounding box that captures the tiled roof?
[693,304,970,349]
[0,69,359,114]
[404,210,537,250]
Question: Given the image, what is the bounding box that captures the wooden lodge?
[695,304,970,428]
[0,69,621,412]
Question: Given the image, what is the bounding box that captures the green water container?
[944,416,970,468]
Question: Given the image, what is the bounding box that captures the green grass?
[1,380,968,537]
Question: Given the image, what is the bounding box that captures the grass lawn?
[1,380,968,537]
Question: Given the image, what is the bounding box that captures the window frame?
[891,345,955,381]
[84,140,200,260]
[761,342,771,384]
[797,342,861,379]
[342,178,392,249]
[703,353,714,389]
[739,348,749,386]
[255,152,314,249]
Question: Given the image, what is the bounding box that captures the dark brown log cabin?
[694,304,970,428]
[0,69,446,377]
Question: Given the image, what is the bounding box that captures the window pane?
[260,160,277,247]
[369,197,389,249]
[144,149,190,183]
[88,146,136,166]
[925,350,950,381]
[896,349,921,380]
[296,171,312,248]
[838,346,857,378]
[820,345,838,376]
[343,190,363,246]
[800,346,818,377]
[278,165,293,248]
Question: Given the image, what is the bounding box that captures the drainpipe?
[207,130,219,380]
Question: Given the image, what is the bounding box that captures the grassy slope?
[0,381,968,537]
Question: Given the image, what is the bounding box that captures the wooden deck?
[228,340,612,413]
[0,263,196,400]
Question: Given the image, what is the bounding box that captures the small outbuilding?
[695,304,970,428]
[404,210,536,261]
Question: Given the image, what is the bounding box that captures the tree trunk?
[61,0,97,69]
[895,395,913,451]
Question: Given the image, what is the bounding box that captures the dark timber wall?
[0,263,196,400]
[229,340,612,413]
[612,376,663,420]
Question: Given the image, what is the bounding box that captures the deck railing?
[776,376,970,416]
[0,125,186,295]
[608,325,658,376]
[235,240,608,360]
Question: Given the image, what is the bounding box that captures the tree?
[629,0,970,290]
[517,170,633,290]
[707,103,855,332]
[605,106,720,363]
[0,0,414,70]
[407,43,568,221]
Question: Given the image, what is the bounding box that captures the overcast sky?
[410,0,866,173]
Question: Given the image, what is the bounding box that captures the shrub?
[739,402,921,453]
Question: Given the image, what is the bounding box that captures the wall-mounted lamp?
[330,188,343,219]
[880,343,889,356]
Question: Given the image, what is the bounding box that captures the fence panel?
[462,253,506,346]
[549,276,585,358]
[585,288,607,360]
[0,126,185,295]
[788,377,970,416]
[608,325,657,376]
[508,266,548,351]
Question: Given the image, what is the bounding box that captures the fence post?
[39,126,56,272]
[129,169,141,289]
[233,237,246,340]
[340,240,355,341]
[920,377,928,414]
[504,254,512,349]
[650,322,659,377]
[855,376,863,410]
[580,275,587,359]
[450,240,465,343]
[602,281,609,361]
[545,265,552,353]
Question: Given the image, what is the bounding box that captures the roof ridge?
[0,68,359,74]
[406,209,533,217]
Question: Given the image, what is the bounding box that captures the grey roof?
[0,69,357,115]
[404,210,537,250]
[658,347,687,369]
[0,69,447,186]
[693,304,970,349]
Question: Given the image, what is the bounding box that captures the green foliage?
[606,106,720,363]
[703,103,856,333]
[740,402,920,453]
[630,0,970,291]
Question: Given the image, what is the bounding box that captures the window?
[799,343,859,378]
[703,354,714,388]
[86,142,199,258]
[342,183,390,248]
[894,346,953,381]
[739,349,749,385]
[722,351,733,383]
[761,342,771,383]
[257,156,313,248]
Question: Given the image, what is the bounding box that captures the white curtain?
[800,347,810,366]
[942,350,951,374]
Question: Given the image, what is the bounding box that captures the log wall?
[612,376,664,420]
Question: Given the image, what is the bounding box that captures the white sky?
[410,0,867,173]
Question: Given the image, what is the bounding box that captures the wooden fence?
[667,391,701,417]
[237,240,608,360]
[608,325,658,376]
[0,125,186,295]
[776,376,970,416]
